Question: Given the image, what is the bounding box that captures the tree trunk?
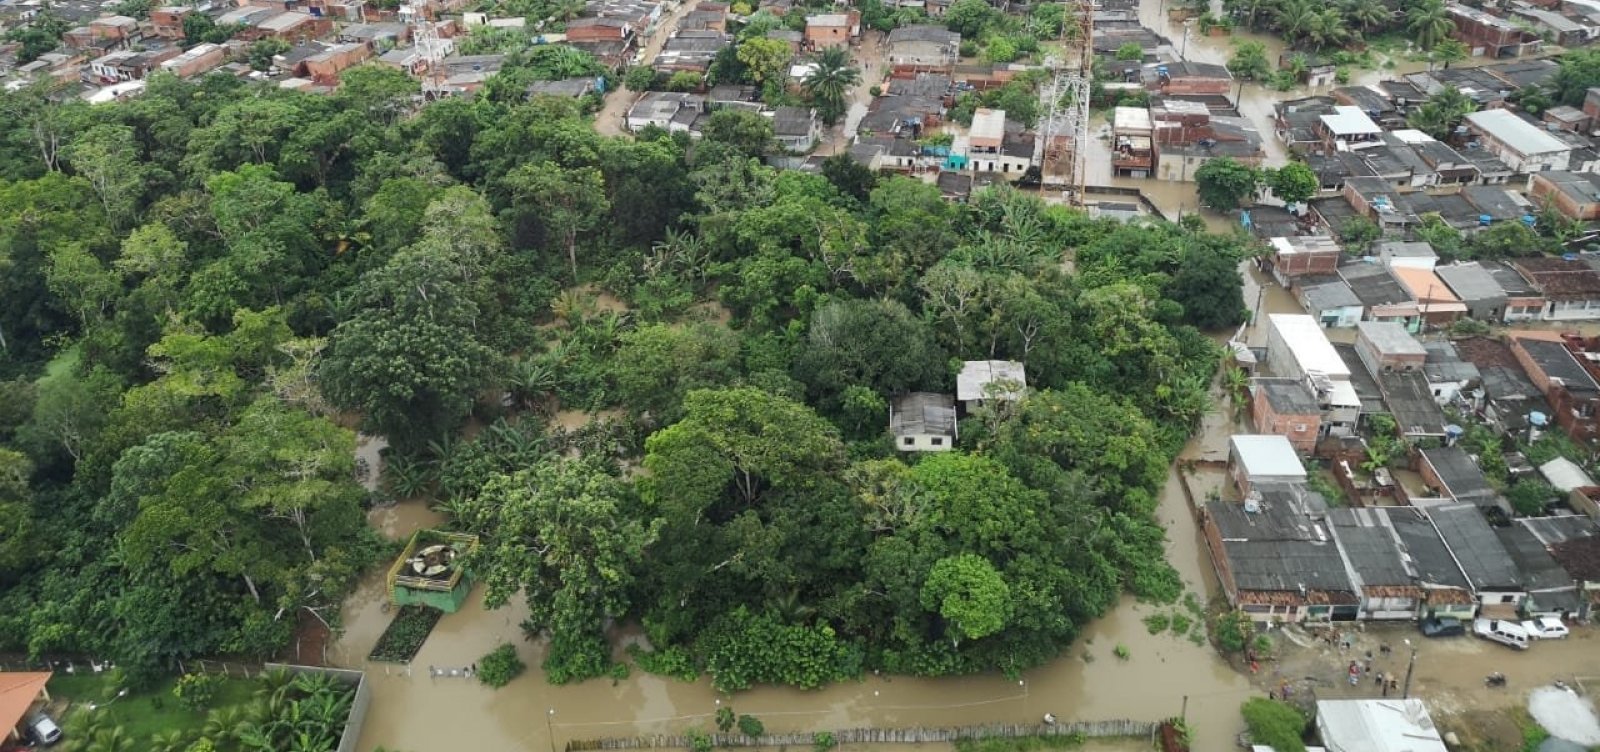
[565,228,580,280]
[244,573,262,603]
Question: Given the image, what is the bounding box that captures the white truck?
[1474,618,1530,650]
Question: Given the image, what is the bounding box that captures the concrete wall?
[263,664,370,752]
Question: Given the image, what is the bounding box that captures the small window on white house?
[902,437,914,446]
[931,437,944,446]
[1501,594,1516,604]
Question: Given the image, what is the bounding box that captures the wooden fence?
[566,720,1157,751]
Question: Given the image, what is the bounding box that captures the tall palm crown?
[804,47,862,124]
[1407,0,1456,50]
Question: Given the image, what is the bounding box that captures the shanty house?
[1251,378,1323,453]
[1510,335,1600,441]
[1430,503,1524,614]
[1513,257,1600,320]
[1464,109,1571,174]
[1203,485,1357,623]
[890,392,957,451]
[1228,434,1307,497]
[956,360,1025,410]
[1418,447,1501,510]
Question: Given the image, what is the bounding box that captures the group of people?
[428,664,477,679]
[1344,654,1400,696]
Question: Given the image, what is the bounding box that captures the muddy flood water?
[337,400,1259,752]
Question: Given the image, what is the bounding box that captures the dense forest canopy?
[0,64,1246,688]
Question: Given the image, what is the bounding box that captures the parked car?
[1420,616,1465,637]
[1474,618,1530,650]
[29,713,62,746]
[1521,616,1570,639]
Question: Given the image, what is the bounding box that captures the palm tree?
[1340,0,1390,32]
[1406,85,1477,139]
[1406,0,1455,50]
[149,729,193,752]
[203,706,254,746]
[85,727,136,752]
[803,47,861,127]
[505,357,558,412]
[1274,0,1322,46]
[1301,7,1350,51]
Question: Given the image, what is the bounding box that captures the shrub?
[627,644,699,682]
[869,85,882,96]
[1170,613,1193,635]
[477,643,527,688]
[173,672,218,710]
[1113,644,1131,660]
[1212,610,1253,653]
[1240,698,1308,752]
[1252,634,1274,657]
[688,728,713,752]
[813,731,837,752]
[1143,614,1170,634]
[716,706,736,733]
[738,715,765,737]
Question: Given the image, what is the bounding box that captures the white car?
[1522,616,1570,639]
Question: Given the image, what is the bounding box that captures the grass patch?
[49,673,256,742]
[1143,614,1171,634]
[1170,613,1193,635]
[369,605,443,663]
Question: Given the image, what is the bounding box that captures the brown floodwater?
[339,425,1258,752]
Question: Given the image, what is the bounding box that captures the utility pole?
[547,708,557,752]
[1402,639,1418,699]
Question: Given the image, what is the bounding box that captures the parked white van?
[1474,618,1531,650]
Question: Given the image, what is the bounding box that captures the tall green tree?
[1194,157,1260,210]
[466,458,660,683]
[319,198,499,448]
[920,553,1011,647]
[1264,162,1318,206]
[499,162,609,280]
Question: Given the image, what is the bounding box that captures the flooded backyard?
[335,399,1260,752]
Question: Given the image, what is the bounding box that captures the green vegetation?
[369,606,444,663]
[1240,698,1309,752]
[478,643,528,688]
[1225,0,1455,53]
[0,58,1240,693]
[53,669,355,751]
[737,715,765,737]
[1143,614,1171,634]
[1195,157,1260,211]
[51,673,257,743]
[1113,644,1131,660]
